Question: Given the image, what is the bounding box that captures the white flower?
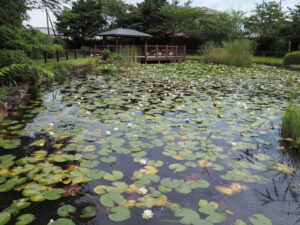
[140,159,147,165]
[48,123,54,127]
[142,209,154,220]
[49,132,54,136]
[113,127,119,132]
[138,187,148,195]
[128,123,133,127]
[47,219,54,225]
[106,130,111,135]
[231,142,237,146]
[78,102,81,105]
[86,111,91,115]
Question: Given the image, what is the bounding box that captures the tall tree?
[289,5,300,49]
[55,0,105,48]
[0,0,28,27]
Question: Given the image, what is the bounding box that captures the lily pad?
[57,205,76,217]
[15,214,36,225]
[108,206,131,222]
[80,206,97,218]
[99,193,125,207]
[0,212,11,225]
[249,214,272,225]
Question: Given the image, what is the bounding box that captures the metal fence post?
[43,51,47,64]
[66,50,68,60]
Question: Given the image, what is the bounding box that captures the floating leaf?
[99,193,125,207]
[49,218,75,225]
[43,188,65,200]
[169,163,186,172]
[57,205,76,217]
[108,206,131,222]
[15,214,36,225]
[80,206,97,218]
[235,219,247,225]
[103,171,124,181]
[0,212,11,225]
[249,214,272,225]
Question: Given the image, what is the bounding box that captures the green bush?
[118,47,140,66]
[282,104,300,149]
[202,39,254,67]
[101,49,111,61]
[0,50,31,68]
[0,25,63,51]
[0,64,54,86]
[283,51,300,65]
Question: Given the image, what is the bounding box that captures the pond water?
[0,62,300,225]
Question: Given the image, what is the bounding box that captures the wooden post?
[144,43,148,64]
[166,45,168,58]
[43,51,47,64]
[93,49,96,57]
[56,50,59,62]
[175,46,178,58]
[84,50,86,58]
[156,45,158,58]
[66,50,68,60]
[183,45,186,60]
[74,50,77,59]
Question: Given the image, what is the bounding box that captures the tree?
[244,1,289,54]
[289,5,300,50]
[101,0,128,29]
[55,0,105,48]
[25,0,69,12]
[159,5,205,42]
[0,0,28,27]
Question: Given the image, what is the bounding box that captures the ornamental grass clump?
[282,93,300,149]
[118,47,140,66]
[202,39,254,68]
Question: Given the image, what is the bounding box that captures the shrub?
[0,64,54,86]
[101,49,111,61]
[0,50,31,68]
[283,51,300,65]
[202,39,254,67]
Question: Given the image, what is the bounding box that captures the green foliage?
[55,0,105,48]
[282,95,300,149]
[0,26,63,51]
[0,50,31,68]
[203,40,254,67]
[283,51,300,65]
[117,47,139,66]
[0,64,54,86]
[101,49,111,61]
[0,0,28,27]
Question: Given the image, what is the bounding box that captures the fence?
[26,49,97,64]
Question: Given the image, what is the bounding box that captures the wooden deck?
[94,44,186,63]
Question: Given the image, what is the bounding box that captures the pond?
[0,61,300,225]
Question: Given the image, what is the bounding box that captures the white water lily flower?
[128,123,133,127]
[106,131,111,135]
[47,219,54,225]
[49,132,54,136]
[48,123,54,127]
[140,159,147,165]
[86,111,91,115]
[231,142,237,146]
[138,187,148,195]
[113,127,119,132]
[142,209,154,220]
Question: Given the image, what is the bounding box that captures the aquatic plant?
[202,39,254,67]
[282,93,300,149]
[117,47,140,66]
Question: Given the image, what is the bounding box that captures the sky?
[26,0,300,27]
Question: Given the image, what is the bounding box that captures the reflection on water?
[0,62,300,225]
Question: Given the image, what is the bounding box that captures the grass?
[39,57,100,72]
[201,40,254,67]
[282,93,300,149]
[117,47,140,66]
[253,56,283,65]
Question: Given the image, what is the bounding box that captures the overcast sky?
[26,0,300,27]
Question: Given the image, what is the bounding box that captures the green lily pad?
[108,206,131,222]
[80,206,97,218]
[49,218,75,225]
[57,205,76,217]
[249,214,272,225]
[206,212,227,223]
[0,212,11,225]
[103,171,124,181]
[43,188,65,200]
[235,219,247,225]
[99,193,125,207]
[3,206,19,216]
[15,214,36,225]
[12,198,31,209]
[169,163,186,172]
[101,156,117,163]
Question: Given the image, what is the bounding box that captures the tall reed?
[282,92,300,149]
[118,47,140,66]
[202,39,255,67]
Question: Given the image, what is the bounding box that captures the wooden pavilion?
[97,28,186,63]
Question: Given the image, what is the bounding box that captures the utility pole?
[46,9,50,36]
